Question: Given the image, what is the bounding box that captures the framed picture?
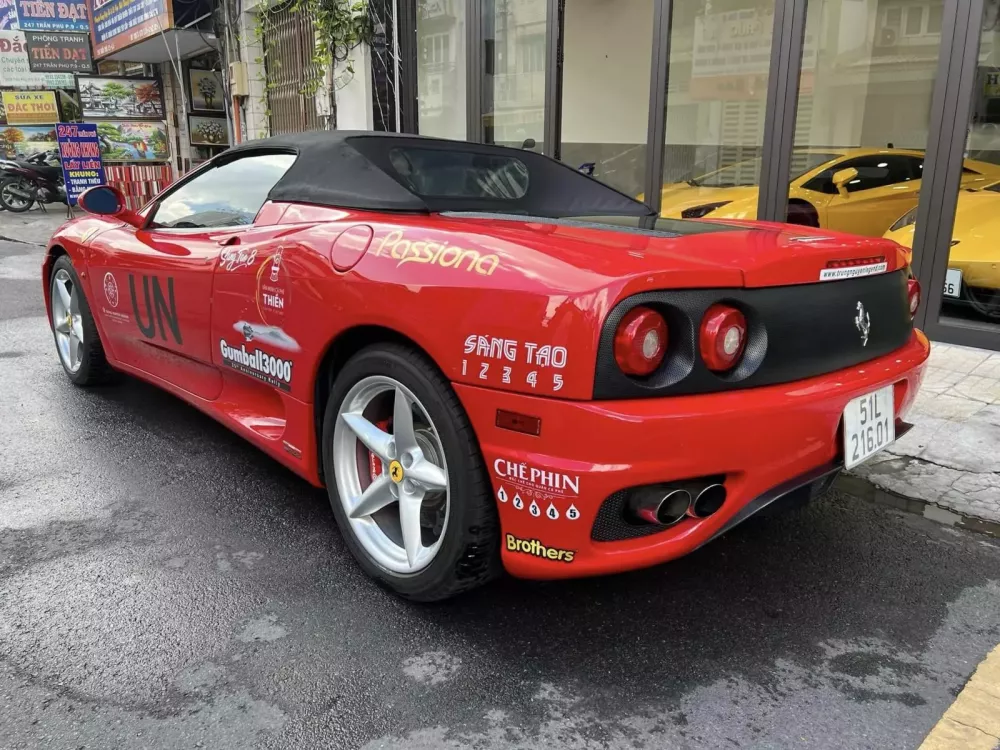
[94,120,169,162]
[188,68,224,112]
[0,125,57,157]
[188,115,229,147]
[77,76,164,120]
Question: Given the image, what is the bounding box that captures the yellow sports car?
[658,148,1000,237]
[884,181,1000,320]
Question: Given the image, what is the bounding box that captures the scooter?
[0,151,66,213]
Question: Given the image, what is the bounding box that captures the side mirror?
[521,138,536,150]
[77,185,143,228]
[832,167,859,197]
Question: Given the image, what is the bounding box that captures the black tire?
[0,176,35,212]
[321,343,500,601]
[49,255,116,386]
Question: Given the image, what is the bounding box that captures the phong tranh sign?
[24,30,91,71]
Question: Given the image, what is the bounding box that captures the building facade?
[396,0,1000,352]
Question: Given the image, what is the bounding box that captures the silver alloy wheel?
[51,268,84,374]
[333,375,450,574]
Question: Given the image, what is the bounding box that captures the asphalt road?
[2,215,1000,750]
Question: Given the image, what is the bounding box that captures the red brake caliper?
[368,418,391,481]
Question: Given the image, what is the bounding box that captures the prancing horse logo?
[854,301,870,347]
[389,460,404,483]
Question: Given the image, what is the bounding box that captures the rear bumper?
[454,330,930,580]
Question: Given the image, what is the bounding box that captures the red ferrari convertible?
[44,132,929,600]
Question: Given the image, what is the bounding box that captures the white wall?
[560,0,654,146]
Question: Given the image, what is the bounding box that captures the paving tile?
[920,419,1000,473]
[970,354,1000,380]
[949,374,1000,404]
[912,390,987,421]
[927,344,992,374]
[918,366,966,395]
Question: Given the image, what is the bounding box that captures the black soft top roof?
[219,130,653,217]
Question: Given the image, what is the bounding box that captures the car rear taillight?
[907,278,921,319]
[614,307,668,376]
[700,304,747,372]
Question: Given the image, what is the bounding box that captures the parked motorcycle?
[0,151,66,213]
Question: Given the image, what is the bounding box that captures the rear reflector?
[496,409,541,436]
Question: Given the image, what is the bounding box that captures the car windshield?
[689,152,841,187]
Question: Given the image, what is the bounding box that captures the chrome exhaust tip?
[689,483,727,518]
[631,488,692,527]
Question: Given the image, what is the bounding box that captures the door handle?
[217,235,240,246]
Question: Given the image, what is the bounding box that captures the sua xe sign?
[2,90,57,125]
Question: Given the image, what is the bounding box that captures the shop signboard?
[89,0,170,58]
[94,119,168,161]
[55,122,104,205]
[691,8,818,100]
[0,123,56,156]
[77,75,163,118]
[2,89,57,124]
[14,0,88,32]
[0,0,18,30]
[24,30,91,72]
[0,29,73,85]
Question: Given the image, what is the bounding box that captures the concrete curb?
[836,473,1000,539]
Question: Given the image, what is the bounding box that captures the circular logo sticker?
[388,460,404,483]
[256,246,289,326]
[103,272,119,308]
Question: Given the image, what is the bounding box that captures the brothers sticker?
[219,339,293,391]
[505,534,575,563]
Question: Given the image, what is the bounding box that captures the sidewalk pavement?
[844,341,1000,534]
[0,206,74,246]
[4,209,998,534]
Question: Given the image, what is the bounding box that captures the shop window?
[933,10,1000,330]
[787,0,946,238]
[559,0,653,197]
[150,154,295,229]
[482,0,548,148]
[416,0,466,139]
[659,1,777,221]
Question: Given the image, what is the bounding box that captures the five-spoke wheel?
[322,344,500,600]
[333,376,450,573]
[50,268,85,374]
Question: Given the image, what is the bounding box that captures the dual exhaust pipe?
[630,482,727,527]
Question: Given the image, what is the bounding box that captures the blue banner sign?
[56,122,105,206]
[14,0,88,32]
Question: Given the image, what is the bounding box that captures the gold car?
[884,182,1000,320]
[658,148,1000,237]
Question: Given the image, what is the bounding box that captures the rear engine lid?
[442,213,908,290]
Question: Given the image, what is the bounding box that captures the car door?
[87,152,296,400]
[817,155,923,237]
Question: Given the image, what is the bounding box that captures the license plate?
[843,385,895,470]
[944,268,962,298]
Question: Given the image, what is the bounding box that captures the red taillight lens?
[614,307,668,376]
[907,278,921,319]
[700,304,747,372]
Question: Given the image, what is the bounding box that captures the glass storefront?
[934,5,1000,329]
[660,1,775,221]
[482,0,548,148]
[559,0,653,196]
[408,0,1000,352]
[788,0,947,239]
[416,0,467,139]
